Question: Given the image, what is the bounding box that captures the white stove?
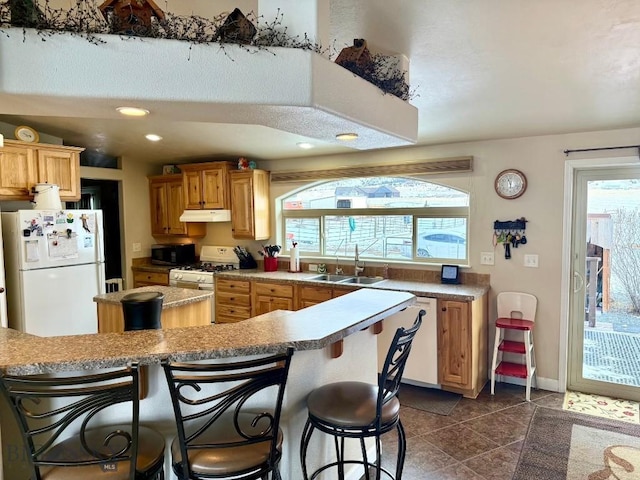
[169,246,239,286]
[169,246,239,323]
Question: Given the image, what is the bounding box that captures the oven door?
[170,281,215,323]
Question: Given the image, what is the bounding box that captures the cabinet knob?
[0,287,4,293]
[441,307,447,312]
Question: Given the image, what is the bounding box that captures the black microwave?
[151,244,196,266]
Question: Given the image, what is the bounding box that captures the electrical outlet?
[132,242,141,253]
[480,252,495,265]
[308,264,318,272]
[524,254,539,268]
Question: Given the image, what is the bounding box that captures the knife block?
[239,253,257,269]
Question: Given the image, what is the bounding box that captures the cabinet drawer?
[216,314,250,324]
[299,286,333,302]
[133,271,168,286]
[332,287,355,297]
[216,304,252,319]
[255,282,293,298]
[216,278,251,294]
[216,291,251,306]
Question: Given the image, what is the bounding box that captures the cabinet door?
[37,149,80,200]
[230,173,254,238]
[183,170,203,209]
[438,300,471,388]
[0,145,37,198]
[255,295,294,315]
[201,167,227,209]
[149,181,169,235]
[298,285,333,309]
[166,179,187,235]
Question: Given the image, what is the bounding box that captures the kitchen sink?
[308,274,355,282]
[337,276,385,285]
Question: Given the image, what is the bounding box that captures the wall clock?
[494,169,527,199]
[14,125,40,143]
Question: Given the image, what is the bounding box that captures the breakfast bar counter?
[1,289,415,479]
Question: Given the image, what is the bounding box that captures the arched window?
[280,177,470,264]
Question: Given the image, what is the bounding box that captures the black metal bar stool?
[0,363,165,479]
[300,310,424,480]
[162,348,294,480]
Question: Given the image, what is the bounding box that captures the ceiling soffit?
[0,29,418,150]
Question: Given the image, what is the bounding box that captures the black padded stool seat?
[40,425,165,480]
[169,414,284,477]
[307,381,400,428]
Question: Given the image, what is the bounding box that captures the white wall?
[242,126,640,387]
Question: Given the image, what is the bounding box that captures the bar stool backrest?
[497,292,537,321]
[162,348,295,479]
[379,309,425,423]
[0,365,141,480]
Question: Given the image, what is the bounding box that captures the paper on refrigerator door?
[25,240,39,262]
[47,232,79,259]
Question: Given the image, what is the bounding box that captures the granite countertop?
[93,286,212,308]
[216,270,488,301]
[131,262,173,273]
[0,289,414,375]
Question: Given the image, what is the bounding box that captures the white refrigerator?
[1,210,105,336]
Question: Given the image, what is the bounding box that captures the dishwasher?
[376,297,438,385]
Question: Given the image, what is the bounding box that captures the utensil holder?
[264,257,278,272]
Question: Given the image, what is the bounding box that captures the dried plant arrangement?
[0,1,414,100]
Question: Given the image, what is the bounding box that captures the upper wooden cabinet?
[229,169,270,240]
[148,174,205,237]
[180,162,234,210]
[0,140,82,201]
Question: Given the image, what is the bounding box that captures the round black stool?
[121,291,164,331]
[300,310,424,480]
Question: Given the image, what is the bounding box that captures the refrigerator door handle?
[96,211,105,263]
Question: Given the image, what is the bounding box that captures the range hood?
[179,210,231,223]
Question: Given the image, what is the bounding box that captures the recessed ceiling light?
[296,142,314,149]
[335,133,359,141]
[116,106,149,117]
[145,134,163,142]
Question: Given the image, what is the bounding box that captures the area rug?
[397,383,461,416]
[513,406,640,480]
[564,390,640,424]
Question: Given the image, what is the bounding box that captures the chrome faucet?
[354,244,365,276]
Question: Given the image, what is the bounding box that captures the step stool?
[491,292,538,401]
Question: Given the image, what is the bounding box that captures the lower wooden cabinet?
[252,282,296,316]
[215,278,252,323]
[132,270,169,288]
[437,295,488,399]
[298,285,333,309]
[297,285,354,309]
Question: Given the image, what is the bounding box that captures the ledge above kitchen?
[214,269,489,302]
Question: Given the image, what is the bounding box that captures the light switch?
[132,242,141,253]
[524,254,539,268]
[480,252,495,265]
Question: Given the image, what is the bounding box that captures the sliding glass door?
[568,166,640,399]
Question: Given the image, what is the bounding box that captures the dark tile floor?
[376,383,566,480]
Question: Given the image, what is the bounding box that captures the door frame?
[559,154,640,391]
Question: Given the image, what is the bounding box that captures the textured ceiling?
[0,0,638,164]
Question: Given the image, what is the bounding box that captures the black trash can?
[120,291,164,331]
